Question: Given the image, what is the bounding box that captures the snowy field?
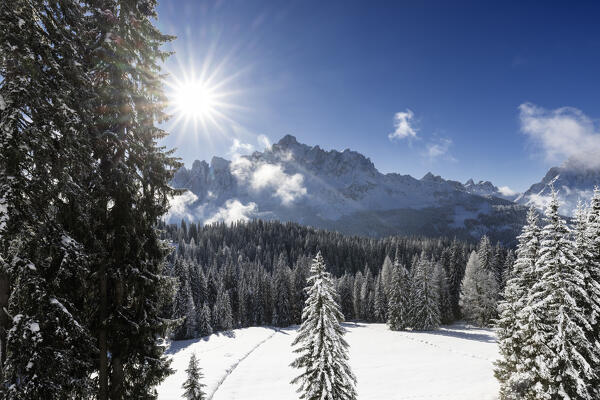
[158,323,499,400]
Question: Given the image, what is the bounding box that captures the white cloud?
[519,103,600,169]
[229,138,254,157]
[230,156,253,181]
[164,191,198,222]
[498,186,518,197]
[424,138,456,161]
[251,164,307,205]
[388,109,418,140]
[204,199,257,225]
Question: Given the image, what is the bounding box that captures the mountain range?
[168,136,532,244]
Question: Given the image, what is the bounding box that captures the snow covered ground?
[157,323,499,400]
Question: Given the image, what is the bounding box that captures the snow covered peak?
[517,164,600,215]
[462,179,518,201]
[169,135,527,243]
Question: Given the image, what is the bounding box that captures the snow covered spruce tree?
[387,259,411,330]
[409,254,440,330]
[495,207,540,398]
[0,1,97,397]
[212,291,233,331]
[86,2,180,398]
[291,252,357,400]
[182,354,206,400]
[517,191,599,399]
[197,303,213,337]
[585,188,600,358]
[460,251,498,326]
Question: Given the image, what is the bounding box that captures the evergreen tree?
[410,256,440,330]
[292,257,310,324]
[495,207,540,398]
[0,1,96,397]
[360,266,374,321]
[182,354,206,400]
[212,291,233,331]
[352,271,363,320]
[585,187,600,362]
[434,262,453,324]
[272,262,292,327]
[290,252,357,400]
[380,255,394,295]
[477,235,493,272]
[520,192,599,399]
[373,274,387,322]
[460,251,498,327]
[387,260,411,331]
[87,1,180,397]
[173,280,197,340]
[189,265,208,309]
[197,303,213,337]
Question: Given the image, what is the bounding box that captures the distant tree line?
[161,219,513,339]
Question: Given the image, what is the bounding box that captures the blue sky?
[156,0,600,192]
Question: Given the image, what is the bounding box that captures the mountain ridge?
[169,135,528,244]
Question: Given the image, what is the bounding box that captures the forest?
[161,219,513,339]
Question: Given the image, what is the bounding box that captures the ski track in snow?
[388,328,497,363]
[207,328,279,400]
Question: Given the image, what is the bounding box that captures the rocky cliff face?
[516,161,600,215]
[169,135,527,244]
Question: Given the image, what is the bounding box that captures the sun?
[172,80,218,120]
[163,55,246,143]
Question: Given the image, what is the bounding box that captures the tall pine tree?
[290,252,357,400]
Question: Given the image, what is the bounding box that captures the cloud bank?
[388,109,418,140]
[250,164,307,205]
[519,103,600,169]
[204,199,257,225]
[165,191,199,222]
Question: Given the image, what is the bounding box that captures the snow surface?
[158,323,499,400]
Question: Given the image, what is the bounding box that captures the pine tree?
[272,262,292,327]
[182,354,206,400]
[189,265,208,309]
[213,291,233,331]
[290,252,357,400]
[495,207,541,398]
[87,1,180,397]
[292,257,310,324]
[360,266,374,321]
[196,302,213,337]
[380,255,394,295]
[173,280,197,340]
[373,274,387,322]
[519,191,599,399]
[0,1,97,397]
[352,271,363,320]
[477,235,493,272]
[460,251,498,327]
[410,255,440,330]
[387,260,411,331]
[434,262,453,324]
[585,187,600,372]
